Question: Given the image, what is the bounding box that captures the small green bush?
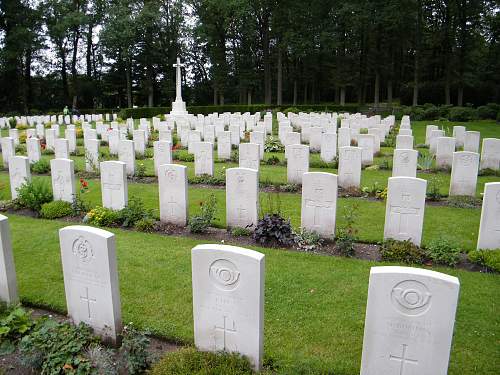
[265,155,282,165]
[468,249,500,273]
[335,203,359,257]
[40,200,73,219]
[231,227,253,236]
[84,206,121,227]
[264,136,285,152]
[449,106,476,122]
[30,159,50,174]
[120,323,151,374]
[173,151,194,162]
[425,238,461,267]
[294,228,323,252]
[119,197,152,228]
[380,239,426,264]
[15,179,53,212]
[189,173,225,186]
[447,195,482,209]
[151,347,254,375]
[0,306,34,355]
[188,194,218,233]
[476,105,497,119]
[254,213,294,247]
[135,217,155,233]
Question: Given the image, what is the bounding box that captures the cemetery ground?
[0,117,499,374]
[3,214,500,375]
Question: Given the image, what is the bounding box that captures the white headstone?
[301,172,337,237]
[55,138,70,159]
[357,134,375,165]
[132,129,146,156]
[338,146,362,189]
[217,131,231,160]
[360,266,459,375]
[100,161,127,210]
[392,149,418,178]
[286,144,309,184]
[338,127,351,148]
[65,128,77,154]
[1,137,15,169]
[429,130,445,154]
[452,126,466,148]
[51,158,75,203]
[153,141,172,176]
[477,182,500,250]
[239,143,260,171]
[464,131,480,153]
[85,139,100,172]
[309,127,323,151]
[384,177,427,246]
[194,142,214,176]
[158,164,188,226]
[108,129,120,155]
[449,151,479,197]
[118,140,135,176]
[59,226,122,343]
[26,138,41,164]
[435,137,455,168]
[192,244,264,370]
[395,135,414,150]
[480,138,500,171]
[45,128,56,151]
[320,133,337,162]
[226,168,259,229]
[0,215,18,304]
[249,131,265,160]
[8,129,19,146]
[9,156,30,199]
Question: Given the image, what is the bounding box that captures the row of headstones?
[6,150,499,251]
[0,214,462,372]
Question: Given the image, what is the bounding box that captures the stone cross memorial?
[158,164,188,226]
[384,177,427,246]
[226,168,259,229]
[51,158,75,203]
[59,225,122,344]
[0,215,18,305]
[191,244,264,370]
[477,182,500,250]
[360,266,460,375]
[100,161,128,210]
[301,172,338,237]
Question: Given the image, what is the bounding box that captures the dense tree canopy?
[0,0,498,113]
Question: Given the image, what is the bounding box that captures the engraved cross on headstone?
[80,287,96,320]
[389,344,418,375]
[214,315,237,351]
[167,195,177,218]
[390,193,420,237]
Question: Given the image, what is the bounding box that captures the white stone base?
[170,100,188,116]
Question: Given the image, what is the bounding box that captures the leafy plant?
[336,203,359,256]
[231,227,252,236]
[71,194,90,217]
[40,200,73,219]
[380,239,426,264]
[417,153,434,171]
[119,197,152,228]
[294,228,323,252]
[447,195,482,208]
[31,159,50,174]
[425,238,461,267]
[8,118,17,129]
[0,306,34,355]
[188,194,218,233]
[85,344,116,375]
[135,217,155,233]
[468,250,500,273]
[84,206,121,227]
[254,213,294,247]
[362,182,383,197]
[15,179,53,212]
[265,155,281,165]
[375,187,388,200]
[120,323,151,375]
[264,136,285,152]
[426,177,443,201]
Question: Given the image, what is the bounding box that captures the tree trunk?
[445,78,451,105]
[247,90,252,105]
[457,86,463,106]
[293,80,297,105]
[304,81,308,104]
[213,87,218,105]
[340,87,346,106]
[334,86,339,104]
[374,71,380,106]
[126,57,132,108]
[413,0,422,106]
[277,48,283,105]
[59,42,69,104]
[220,93,224,105]
[24,47,32,112]
[387,80,393,104]
[86,21,92,78]
[262,11,271,104]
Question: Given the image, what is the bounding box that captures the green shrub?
[231,227,252,236]
[173,151,194,162]
[447,195,482,209]
[84,206,121,227]
[30,159,50,174]
[476,105,497,119]
[119,197,152,228]
[135,162,147,178]
[135,217,155,233]
[309,159,337,169]
[120,323,151,374]
[188,194,218,233]
[15,179,53,212]
[151,347,254,375]
[426,177,444,201]
[425,238,461,267]
[254,213,294,247]
[449,106,476,122]
[264,136,284,152]
[40,200,73,219]
[19,319,97,373]
[294,228,323,252]
[468,250,500,273]
[8,118,17,129]
[335,203,359,257]
[265,155,282,165]
[380,239,426,264]
[189,173,225,186]
[0,306,34,355]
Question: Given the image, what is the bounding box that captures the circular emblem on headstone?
[400,151,409,163]
[209,259,240,291]
[460,154,473,166]
[72,236,94,263]
[166,169,177,182]
[391,280,431,316]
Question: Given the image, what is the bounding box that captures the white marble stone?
[425,125,439,145]
[396,135,414,150]
[59,225,122,343]
[239,143,260,171]
[229,124,241,146]
[217,131,232,160]
[480,138,500,171]
[108,129,120,155]
[338,127,351,148]
[392,149,418,178]
[398,129,412,136]
[357,134,375,166]
[477,182,500,250]
[1,137,15,169]
[449,151,479,197]
[159,129,173,143]
[309,127,323,151]
[85,139,100,172]
[36,123,45,138]
[453,126,466,148]
[286,144,309,184]
[26,138,41,164]
[192,244,264,370]
[118,140,135,176]
[301,172,337,237]
[9,156,30,199]
[100,161,127,210]
[188,130,202,154]
[320,133,337,162]
[249,131,265,159]
[360,266,459,375]
[435,137,455,168]
[45,128,56,151]
[51,158,75,203]
[464,131,480,153]
[55,138,70,159]
[384,177,427,246]
[367,128,381,153]
[226,168,259,229]
[429,130,445,154]
[65,128,77,154]
[8,129,19,146]
[132,129,146,156]
[153,141,172,176]
[338,146,362,189]
[0,215,18,305]
[158,164,188,226]
[194,142,214,176]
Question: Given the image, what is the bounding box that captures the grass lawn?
[4,213,499,374]
[0,172,486,250]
